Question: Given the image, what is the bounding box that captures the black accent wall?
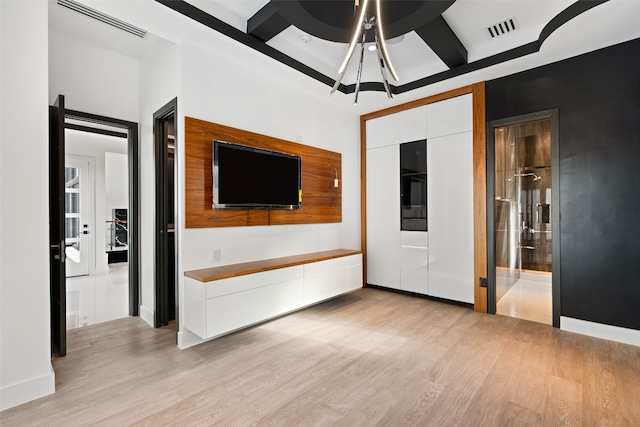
[486,38,640,330]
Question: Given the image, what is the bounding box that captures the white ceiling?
[49,0,640,114]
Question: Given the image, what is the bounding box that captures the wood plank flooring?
[2,288,639,426]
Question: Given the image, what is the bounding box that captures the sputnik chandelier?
[331,0,399,104]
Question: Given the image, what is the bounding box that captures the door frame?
[153,98,178,329]
[62,107,141,316]
[486,109,560,327]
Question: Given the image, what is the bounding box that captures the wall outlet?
[212,248,221,262]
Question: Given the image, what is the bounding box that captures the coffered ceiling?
[49,0,640,112]
[161,0,623,94]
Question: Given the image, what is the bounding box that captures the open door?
[49,94,66,357]
[153,98,178,329]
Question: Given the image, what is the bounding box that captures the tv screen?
[213,140,302,210]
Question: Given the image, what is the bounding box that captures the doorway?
[49,94,140,356]
[153,98,178,329]
[488,110,560,327]
[64,131,130,330]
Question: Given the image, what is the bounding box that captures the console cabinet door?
[366,145,400,289]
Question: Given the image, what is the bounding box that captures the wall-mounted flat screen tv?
[213,140,302,210]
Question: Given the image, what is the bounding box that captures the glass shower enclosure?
[494,118,552,318]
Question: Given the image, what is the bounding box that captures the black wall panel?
[486,38,640,330]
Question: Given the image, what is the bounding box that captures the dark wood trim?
[185,249,361,282]
[185,117,342,228]
[360,84,488,313]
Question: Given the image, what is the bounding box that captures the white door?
[366,145,401,289]
[427,132,474,303]
[65,156,92,277]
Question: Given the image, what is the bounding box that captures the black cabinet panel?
[400,140,427,231]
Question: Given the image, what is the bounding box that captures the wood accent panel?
[185,117,341,228]
[359,116,368,285]
[360,83,488,313]
[472,82,488,313]
[184,249,361,282]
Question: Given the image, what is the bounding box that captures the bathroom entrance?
[488,110,559,326]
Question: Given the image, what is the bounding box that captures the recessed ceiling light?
[367,44,377,52]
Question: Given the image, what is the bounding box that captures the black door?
[49,95,66,357]
[153,99,177,328]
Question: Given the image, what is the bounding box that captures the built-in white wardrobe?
[365,94,474,303]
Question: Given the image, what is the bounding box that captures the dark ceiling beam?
[247,3,290,42]
[415,16,467,69]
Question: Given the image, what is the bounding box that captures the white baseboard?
[561,316,640,347]
[178,328,205,349]
[0,364,55,411]
[139,304,154,327]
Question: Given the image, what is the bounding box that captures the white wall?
[176,41,361,344]
[138,37,180,325]
[48,30,139,122]
[0,0,55,411]
[105,152,128,214]
[66,131,128,275]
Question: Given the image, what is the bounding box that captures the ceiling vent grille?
[486,17,519,39]
[57,0,147,38]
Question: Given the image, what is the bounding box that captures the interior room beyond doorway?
[64,129,129,329]
[494,117,553,325]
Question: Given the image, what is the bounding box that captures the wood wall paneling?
[472,82,488,313]
[185,117,341,228]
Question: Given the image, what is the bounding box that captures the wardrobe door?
[366,145,401,289]
[427,131,474,303]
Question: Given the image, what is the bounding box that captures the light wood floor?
[2,288,639,426]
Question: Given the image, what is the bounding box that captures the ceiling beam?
[415,15,467,69]
[247,3,290,42]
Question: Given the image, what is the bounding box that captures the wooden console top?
[184,249,361,283]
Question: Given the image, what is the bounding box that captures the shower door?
[490,111,559,326]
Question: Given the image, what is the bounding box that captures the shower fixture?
[506,172,541,182]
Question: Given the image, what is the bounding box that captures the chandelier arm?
[375,0,399,82]
[337,0,369,75]
[353,30,367,104]
[375,32,393,98]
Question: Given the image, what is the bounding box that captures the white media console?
[183,249,362,340]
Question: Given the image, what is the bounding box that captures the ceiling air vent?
[57,0,147,38]
[486,17,519,39]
